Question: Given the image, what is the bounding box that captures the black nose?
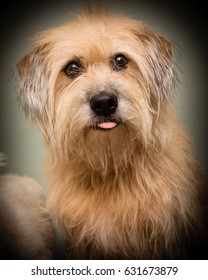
[90,92,118,116]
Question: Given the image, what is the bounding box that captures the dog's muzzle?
[90,91,118,130]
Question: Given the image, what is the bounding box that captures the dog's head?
[17,11,176,170]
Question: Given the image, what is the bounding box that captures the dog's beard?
[52,123,135,175]
[82,125,137,174]
[49,107,152,177]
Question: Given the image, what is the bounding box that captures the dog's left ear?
[139,30,175,100]
[17,43,52,121]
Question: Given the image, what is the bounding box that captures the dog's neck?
[46,138,160,192]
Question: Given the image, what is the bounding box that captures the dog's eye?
[64,60,82,78]
[112,54,128,71]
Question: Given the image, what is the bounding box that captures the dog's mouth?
[97,121,117,130]
[91,117,122,131]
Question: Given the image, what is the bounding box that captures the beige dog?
[17,10,207,259]
[0,153,54,259]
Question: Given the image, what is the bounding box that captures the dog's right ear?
[17,43,52,121]
[137,29,176,101]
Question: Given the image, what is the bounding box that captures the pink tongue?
[97,122,117,129]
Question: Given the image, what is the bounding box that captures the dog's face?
[17,12,175,171]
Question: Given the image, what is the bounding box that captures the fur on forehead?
[17,10,175,120]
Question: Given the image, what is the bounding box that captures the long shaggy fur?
[0,154,54,259]
[17,10,207,259]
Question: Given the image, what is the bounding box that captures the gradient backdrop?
[0,0,207,185]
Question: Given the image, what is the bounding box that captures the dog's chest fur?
[48,152,202,259]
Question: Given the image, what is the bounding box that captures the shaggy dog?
[0,153,54,259]
[17,10,207,259]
